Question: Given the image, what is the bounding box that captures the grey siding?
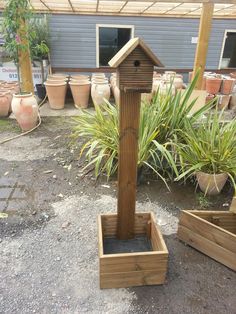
[49,15,236,69]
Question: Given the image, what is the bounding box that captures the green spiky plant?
[175,109,236,191]
[71,73,213,188]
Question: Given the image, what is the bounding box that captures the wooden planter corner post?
[98,38,168,289]
[177,196,236,271]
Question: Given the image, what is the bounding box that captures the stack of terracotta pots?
[205,74,235,110]
[189,72,236,110]
[0,81,20,117]
[91,73,110,106]
[69,75,91,109]
[44,74,68,109]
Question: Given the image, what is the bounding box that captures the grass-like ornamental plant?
[71,100,178,188]
[175,109,236,191]
[71,73,213,189]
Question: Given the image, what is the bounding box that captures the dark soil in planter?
[103,236,152,254]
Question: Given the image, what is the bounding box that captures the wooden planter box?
[178,210,236,271]
[98,212,168,289]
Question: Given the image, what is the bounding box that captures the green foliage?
[149,74,213,144]
[175,109,236,190]
[196,192,213,209]
[71,100,178,188]
[30,17,50,60]
[71,74,215,189]
[3,0,33,64]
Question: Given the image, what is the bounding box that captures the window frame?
[218,29,236,69]
[96,24,135,67]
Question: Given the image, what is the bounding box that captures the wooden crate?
[98,212,168,289]
[178,210,236,271]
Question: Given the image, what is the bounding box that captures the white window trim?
[218,29,236,69]
[96,24,135,67]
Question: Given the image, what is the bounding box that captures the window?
[219,30,236,69]
[96,25,134,67]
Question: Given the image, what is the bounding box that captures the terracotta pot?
[70,79,90,84]
[44,82,67,109]
[152,78,162,94]
[70,75,90,80]
[206,77,222,94]
[230,72,236,79]
[92,73,105,78]
[47,74,68,81]
[173,75,183,90]
[91,81,110,106]
[11,93,38,131]
[159,81,175,96]
[69,81,91,109]
[113,85,120,105]
[46,79,67,84]
[163,71,176,81]
[196,171,228,195]
[205,93,215,104]
[217,94,230,110]
[221,79,235,95]
[0,93,10,117]
[141,92,152,103]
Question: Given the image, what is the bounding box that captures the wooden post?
[117,91,141,239]
[192,2,214,89]
[18,18,34,94]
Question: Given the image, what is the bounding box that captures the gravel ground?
[0,117,235,314]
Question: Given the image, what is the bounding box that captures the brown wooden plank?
[100,255,167,273]
[100,269,166,288]
[179,211,236,253]
[52,67,236,75]
[97,215,104,257]
[230,196,236,213]
[150,212,168,252]
[178,225,236,271]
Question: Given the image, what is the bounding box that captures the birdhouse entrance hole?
[134,60,140,67]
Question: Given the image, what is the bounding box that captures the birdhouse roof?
[108,37,164,68]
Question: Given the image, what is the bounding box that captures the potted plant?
[30,17,50,100]
[3,0,38,131]
[175,109,236,195]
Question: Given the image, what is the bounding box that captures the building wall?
[49,14,236,69]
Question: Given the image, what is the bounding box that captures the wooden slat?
[178,211,236,253]
[100,253,168,272]
[100,269,166,288]
[51,67,236,74]
[151,212,168,252]
[178,224,236,271]
[98,215,104,257]
[101,212,151,237]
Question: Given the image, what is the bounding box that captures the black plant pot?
[36,84,46,100]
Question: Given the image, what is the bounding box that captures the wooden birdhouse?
[109,37,163,93]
